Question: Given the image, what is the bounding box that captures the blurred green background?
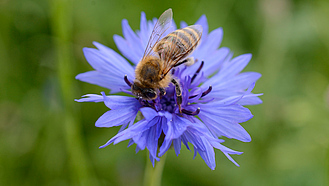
[1,0,329,185]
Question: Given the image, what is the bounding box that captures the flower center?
[159,87,176,113]
[123,61,211,116]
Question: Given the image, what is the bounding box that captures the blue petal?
[76,71,127,93]
[80,45,136,92]
[223,153,240,167]
[198,136,216,170]
[159,115,191,156]
[210,72,262,91]
[208,82,257,105]
[158,123,173,156]
[100,92,140,109]
[173,138,181,156]
[122,19,144,56]
[128,117,162,148]
[169,115,191,138]
[186,47,229,79]
[209,139,243,166]
[204,27,223,51]
[83,48,108,73]
[83,47,134,78]
[76,92,141,110]
[238,94,263,105]
[194,28,223,59]
[113,35,141,64]
[132,117,166,160]
[133,129,148,150]
[127,139,134,147]
[135,144,142,153]
[155,117,164,139]
[147,125,160,161]
[195,15,208,40]
[215,54,252,82]
[198,110,252,142]
[92,41,135,78]
[181,135,190,151]
[209,139,243,155]
[180,21,188,28]
[183,128,206,151]
[202,47,230,76]
[139,12,149,46]
[193,146,198,159]
[75,94,103,103]
[149,153,157,167]
[140,107,158,121]
[95,107,138,128]
[100,119,149,148]
[181,125,218,169]
[200,103,253,123]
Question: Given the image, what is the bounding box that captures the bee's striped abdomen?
[154,25,202,62]
[175,26,200,48]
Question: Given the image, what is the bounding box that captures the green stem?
[143,152,167,186]
[50,0,94,185]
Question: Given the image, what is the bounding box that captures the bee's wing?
[162,25,203,77]
[142,8,173,60]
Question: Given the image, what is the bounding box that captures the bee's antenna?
[124,75,132,87]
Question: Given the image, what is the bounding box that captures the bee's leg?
[171,78,182,113]
[173,59,187,67]
[174,57,196,67]
[159,87,166,97]
[184,57,196,66]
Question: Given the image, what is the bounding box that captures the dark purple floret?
[189,85,212,99]
[182,108,200,116]
[191,61,204,83]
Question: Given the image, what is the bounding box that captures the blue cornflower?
[76,11,262,170]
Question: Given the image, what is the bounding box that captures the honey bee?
[131,8,202,112]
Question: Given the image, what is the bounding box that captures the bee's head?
[131,82,157,100]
